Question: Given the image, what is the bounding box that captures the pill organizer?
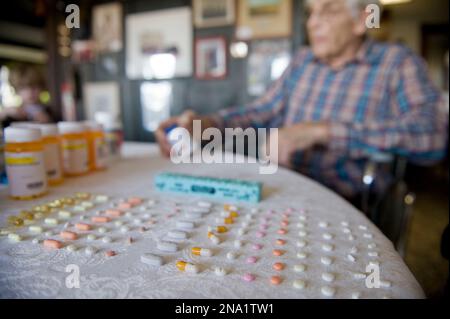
[154,172,262,203]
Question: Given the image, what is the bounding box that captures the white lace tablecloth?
[0,142,424,299]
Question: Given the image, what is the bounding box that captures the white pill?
[141,253,163,266]
[368,251,379,257]
[34,212,44,219]
[94,211,102,216]
[87,234,96,241]
[322,244,334,252]
[29,225,43,234]
[226,251,237,260]
[297,222,306,228]
[348,235,355,241]
[293,279,306,290]
[237,228,246,236]
[79,215,87,221]
[176,221,194,230]
[73,206,86,212]
[147,199,156,206]
[251,208,259,214]
[323,233,333,240]
[120,226,130,233]
[81,201,94,208]
[168,230,187,240]
[296,240,307,248]
[95,195,109,203]
[299,215,307,221]
[85,246,96,255]
[66,244,77,252]
[297,252,307,259]
[369,261,380,267]
[184,263,199,274]
[364,233,373,239]
[294,264,306,272]
[319,221,329,228]
[342,228,351,234]
[44,231,54,237]
[157,241,178,252]
[380,280,392,288]
[98,227,107,234]
[353,272,367,279]
[368,243,377,249]
[58,211,72,219]
[350,246,358,254]
[234,240,243,248]
[63,222,70,229]
[125,212,133,217]
[321,286,336,297]
[245,214,253,220]
[321,256,333,265]
[102,236,112,243]
[341,221,349,227]
[44,218,58,226]
[347,254,356,262]
[298,230,308,237]
[359,225,368,231]
[8,233,23,242]
[241,221,249,228]
[32,238,40,244]
[322,272,335,282]
[115,220,124,227]
[133,219,143,225]
[214,267,226,276]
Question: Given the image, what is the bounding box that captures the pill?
[29,225,43,234]
[214,267,226,276]
[58,211,72,219]
[120,226,130,233]
[60,231,78,240]
[32,238,40,244]
[92,216,110,223]
[227,251,237,260]
[298,230,307,237]
[105,250,116,257]
[273,249,285,256]
[63,222,70,229]
[237,228,246,236]
[79,215,87,221]
[368,243,377,249]
[251,208,259,214]
[256,231,266,238]
[242,273,255,282]
[118,202,133,210]
[350,247,358,254]
[368,251,379,257]
[85,246,96,255]
[353,272,367,279]
[98,227,107,234]
[8,233,23,242]
[87,234,96,241]
[348,235,355,241]
[293,279,306,290]
[102,236,112,243]
[246,256,258,264]
[347,254,356,262]
[276,239,286,246]
[322,244,334,252]
[157,241,178,252]
[322,272,335,282]
[44,231,54,237]
[177,221,195,230]
[380,280,392,288]
[297,252,308,259]
[245,214,253,220]
[133,218,143,225]
[75,223,92,231]
[43,239,63,249]
[95,195,109,202]
[66,244,77,252]
[105,209,122,217]
[207,232,220,245]
[197,201,212,208]
[273,262,285,271]
[168,230,187,240]
[223,204,237,211]
[141,253,163,266]
[294,264,306,272]
[297,222,306,228]
[364,233,373,239]
[359,225,368,231]
[176,261,199,273]
[299,215,307,221]
[281,221,289,227]
[125,212,133,218]
[114,220,124,227]
[270,276,282,285]
[321,256,333,265]
[296,240,307,248]
[234,240,243,248]
[323,233,333,240]
[321,286,336,297]
[73,206,86,212]
[252,243,263,250]
[221,217,234,225]
[341,221,349,227]
[191,247,212,257]
[44,218,58,226]
[128,197,143,205]
[277,228,288,235]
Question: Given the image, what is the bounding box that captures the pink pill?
[243,273,255,282]
[105,209,122,217]
[256,231,266,238]
[252,244,263,250]
[117,202,133,210]
[246,256,258,264]
[128,197,142,205]
[278,228,288,235]
[281,221,289,227]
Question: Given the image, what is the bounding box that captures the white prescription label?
[5,151,47,197]
[94,137,108,169]
[44,142,63,181]
[62,139,88,174]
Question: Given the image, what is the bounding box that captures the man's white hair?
[306,0,382,18]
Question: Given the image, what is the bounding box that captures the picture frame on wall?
[92,2,123,53]
[236,0,292,40]
[195,36,227,80]
[193,0,236,28]
[83,82,121,123]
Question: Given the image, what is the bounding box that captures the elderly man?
[156,0,448,201]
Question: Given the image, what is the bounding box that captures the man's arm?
[328,51,448,164]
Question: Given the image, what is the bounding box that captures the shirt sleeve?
[329,50,448,165]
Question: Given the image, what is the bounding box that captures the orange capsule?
[75,223,92,231]
[273,262,285,271]
[128,197,143,205]
[270,275,283,285]
[275,239,286,246]
[117,202,133,210]
[105,250,116,257]
[60,231,78,240]
[43,239,63,249]
[278,228,288,235]
[272,249,285,257]
[91,216,110,223]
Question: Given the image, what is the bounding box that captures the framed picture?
[193,0,236,28]
[92,2,123,53]
[236,0,292,40]
[126,7,193,80]
[195,36,227,80]
[140,82,172,132]
[83,82,121,123]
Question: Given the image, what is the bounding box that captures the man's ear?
[354,10,369,37]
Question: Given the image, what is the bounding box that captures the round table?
[0,142,424,298]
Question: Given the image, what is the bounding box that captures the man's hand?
[267,122,330,168]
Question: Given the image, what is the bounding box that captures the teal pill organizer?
[154,172,262,203]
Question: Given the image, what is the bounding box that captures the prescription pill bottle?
[95,113,123,161]
[84,121,108,171]
[36,124,64,185]
[57,122,89,176]
[4,127,48,199]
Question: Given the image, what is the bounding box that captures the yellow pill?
[229,211,239,218]
[176,260,199,273]
[224,217,234,225]
[209,226,228,233]
[7,216,24,227]
[19,211,34,221]
[191,247,212,257]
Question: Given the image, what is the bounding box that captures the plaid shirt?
[213,40,448,197]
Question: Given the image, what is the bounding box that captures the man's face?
[306,0,364,60]
[18,86,41,105]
